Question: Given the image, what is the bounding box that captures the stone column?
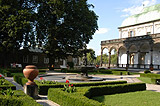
[100,51,103,66]
[137,50,141,69]
[117,51,119,67]
[150,49,153,70]
[108,51,111,68]
[126,51,129,70]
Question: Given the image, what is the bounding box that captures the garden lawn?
[92,91,160,106]
[137,77,152,84]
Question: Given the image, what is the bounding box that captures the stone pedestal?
[24,84,39,99]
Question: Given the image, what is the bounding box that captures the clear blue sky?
[87,0,160,56]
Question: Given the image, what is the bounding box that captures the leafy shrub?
[144,70,151,74]
[0,79,7,85]
[67,62,74,68]
[63,80,76,93]
[0,90,41,106]
[0,79,16,90]
[0,88,14,96]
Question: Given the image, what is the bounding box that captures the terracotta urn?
[23,65,39,85]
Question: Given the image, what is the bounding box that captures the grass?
[92,91,160,106]
[137,77,152,84]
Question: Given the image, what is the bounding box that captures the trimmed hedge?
[13,75,28,86]
[0,90,41,106]
[48,88,105,106]
[85,83,146,98]
[38,80,127,95]
[0,79,16,90]
[13,75,127,95]
[48,83,146,106]
[140,73,160,79]
[151,78,160,84]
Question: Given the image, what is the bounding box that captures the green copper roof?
[121,3,160,27]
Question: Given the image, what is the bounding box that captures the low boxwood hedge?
[0,90,41,106]
[0,79,16,90]
[48,88,105,106]
[140,73,160,79]
[85,83,146,98]
[13,75,127,95]
[151,78,160,84]
[38,80,127,95]
[48,83,146,106]
[13,75,28,86]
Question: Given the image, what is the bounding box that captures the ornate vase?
[23,65,39,85]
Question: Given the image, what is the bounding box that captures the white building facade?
[101,4,160,69]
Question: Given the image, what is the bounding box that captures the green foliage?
[140,73,160,79]
[48,88,105,106]
[13,74,127,95]
[63,84,76,93]
[48,83,146,106]
[0,88,14,96]
[13,75,27,86]
[0,79,16,90]
[0,0,98,67]
[0,79,6,85]
[67,62,74,69]
[0,90,41,106]
[151,78,160,84]
[87,49,96,65]
[84,83,146,98]
[38,80,126,95]
[144,70,151,74]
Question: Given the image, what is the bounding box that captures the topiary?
[144,70,151,74]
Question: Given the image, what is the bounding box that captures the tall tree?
[0,0,36,67]
[39,0,98,67]
[0,0,98,68]
[87,49,96,65]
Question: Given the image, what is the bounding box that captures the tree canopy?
[0,0,98,67]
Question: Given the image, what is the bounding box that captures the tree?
[0,0,36,67]
[87,49,96,65]
[40,0,98,67]
[0,0,98,68]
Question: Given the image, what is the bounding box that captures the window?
[32,55,38,63]
[130,31,134,37]
[55,59,58,62]
[23,55,28,63]
[73,58,77,65]
[44,57,49,64]
[147,32,151,35]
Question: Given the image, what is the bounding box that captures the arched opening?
[102,48,109,67]
[110,47,117,67]
[118,46,127,67]
[153,43,160,66]
[129,45,138,65]
[140,43,150,65]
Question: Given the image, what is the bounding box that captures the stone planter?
[23,65,39,99]
[23,65,39,85]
